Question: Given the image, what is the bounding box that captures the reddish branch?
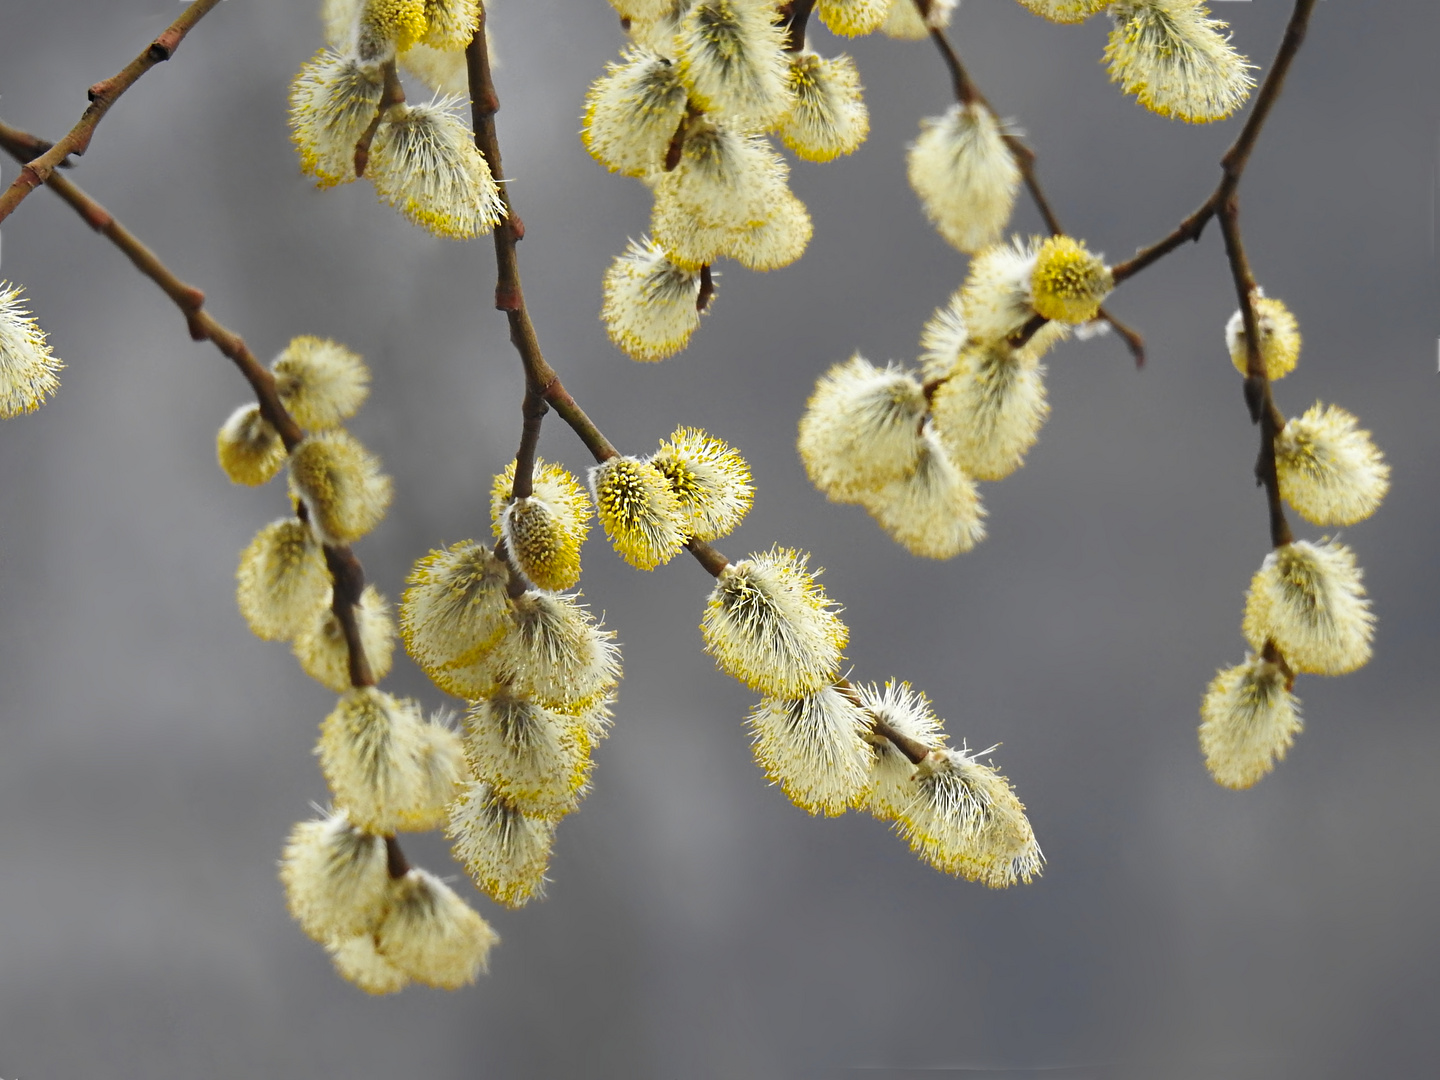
[0,0,224,227]
[0,118,381,689]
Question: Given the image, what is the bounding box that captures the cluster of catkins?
[704,542,1044,886]
[801,234,1112,557]
[221,336,497,992]
[289,0,505,239]
[1198,296,1388,790]
[589,0,902,361]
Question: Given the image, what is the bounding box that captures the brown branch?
[697,264,716,313]
[837,680,933,766]
[685,538,730,579]
[0,0,224,226]
[0,120,383,689]
[1111,0,1321,285]
[384,834,412,879]
[1096,306,1146,368]
[324,545,376,688]
[354,61,406,178]
[919,9,1145,363]
[1217,200,1292,550]
[779,0,818,53]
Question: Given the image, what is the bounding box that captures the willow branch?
[916,3,1143,365]
[1110,0,1321,284]
[463,14,935,771]
[354,60,405,178]
[0,0,224,226]
[838,680,932,766]
[779,0,819,53]
[1217,199,1292,550]
[0,119,381,687]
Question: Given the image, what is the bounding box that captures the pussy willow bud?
[318,688,465,832]
[1029,235,1113,324]
[881,0,956,40]
[370,101,505,239]
[419,0,479,50]
[288,429,394,545]
[0,282,62,419]
[448,779,557,907]
[357,0,428,62]
[623,2,692,53]
[583,49,691,178]
[1242,540,1374,677]
[491,457,594,548]
[816,0,890,38]
[602,238,707,362]
[1275,403,1390,527]
[1016,0,1108,23]
[272,336,370,431]
[1199,652,1303,790]
[798,355,927,503]
[216,404,287,487]
[399,41,470,96]
[649,426,754,542]
[898,747,1044,888]
[293,584,395,692]
[400,541,512,675]
[288,50,385,187]
[676,0,792,128]
[857,679,946,822]
[492,591,622,713]
[327,933,411,995]
[1104,0,1255,123]
[860,428,986,559]
[1226,294,1300,381]
[590,456,689,569]
[907,103,1020,255]
[778,52,869,163]
[502,496,585,593]
[465,691,593,818]
[702,547,849,698]
[747,686,873,816]
[961,236,1042,344]
[929,338,1053,481]
[280,810,391,943]
[375,868,499,989]
[653,121,788,239]
[727,190,813,271]
[235,517,332,641]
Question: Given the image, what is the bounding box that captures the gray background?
[0,1,1436,1077]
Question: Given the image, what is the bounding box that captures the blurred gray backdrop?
[1,1,1437,1077]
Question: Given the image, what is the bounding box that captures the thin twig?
[0,119,384,688]
[916,3,1143,363]
[1217,199,1292,550]
[354,60,405,178]
[0,0,224,226]
[1111,0,1321,284]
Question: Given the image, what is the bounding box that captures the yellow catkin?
[1029,235,1112,324]
[590,456,688,569]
